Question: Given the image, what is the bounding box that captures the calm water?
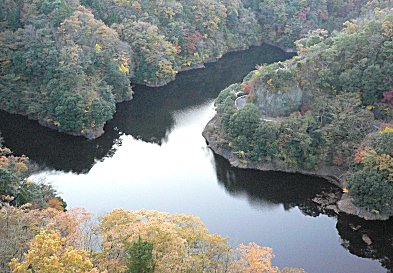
[1,45,392,273]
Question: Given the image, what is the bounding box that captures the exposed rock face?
[255,83,303,117]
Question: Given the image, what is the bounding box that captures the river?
[0,44,392,273]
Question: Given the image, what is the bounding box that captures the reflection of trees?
[0,45,294,174]
[212,153,393,272]
[212,153,338,217]
[0,110,120,174]
[115,44,294,142]
[336,214,393,272]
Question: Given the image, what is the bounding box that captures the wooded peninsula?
[0,0,392,272]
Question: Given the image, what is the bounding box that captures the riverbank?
[2,41,293,140]
[203,115,392,221]
[144,38,297,87]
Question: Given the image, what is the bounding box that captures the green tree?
[320,94,374,166]
[119,20,178,86]
[276,113,320,169]
[228,103,260,140]
[125,237,154,273]
[253,121,279,161]
[348,165,393,213]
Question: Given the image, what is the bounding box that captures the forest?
[1,0,393,272]
[0,0,377,137]
[208,5,392,216]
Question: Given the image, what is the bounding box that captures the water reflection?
[0,111,121,173]
[0,43,391,272]
[212,153,393,272]
[213,153,339,217]
[0,45,294,173]
[337,214,393,271]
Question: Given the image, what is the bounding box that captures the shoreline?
[0,41,294,139]
[202,115,392,221]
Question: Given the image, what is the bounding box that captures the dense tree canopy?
[1,207,305,273]
[9,230,100,273]
[0,0,382,137]
[347,129,393,213]
[213,7,393,213]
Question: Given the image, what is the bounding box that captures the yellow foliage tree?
[3,207,306,273]
[234,242,279,273]
[97,209,306,273]
[0,206,96,271]
[9,230,103,273]
[97,209,232,273]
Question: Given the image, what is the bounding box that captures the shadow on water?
[0,44,294,173]
[212,153,393,272]
[212,153,339,217]
[336,214,393,271]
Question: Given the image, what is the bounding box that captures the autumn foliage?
[233,243,279,273]
[0,0,381,137]
[2,208,305,273]
[9,230,102,273]
[0,141,65,209]
[347,128,393,213]
[383,90,393,106]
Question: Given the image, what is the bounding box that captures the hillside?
[204,6,393,219]
[0,0,375,137]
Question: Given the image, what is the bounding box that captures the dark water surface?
[1,45,392,273]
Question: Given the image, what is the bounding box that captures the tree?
[320,94,374,166]
[2,206,306,273]
[0,4,133,138]
[9,230,101,273]
[125,237,154,273]
[253,121,279,161]
[234,242,279,273]
[347,130,393,213]
[0,206,95,272]
[119,20,178,86]
[228,103,260,140]
[97,209,233,273]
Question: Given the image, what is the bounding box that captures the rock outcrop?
[255,83,303,117]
